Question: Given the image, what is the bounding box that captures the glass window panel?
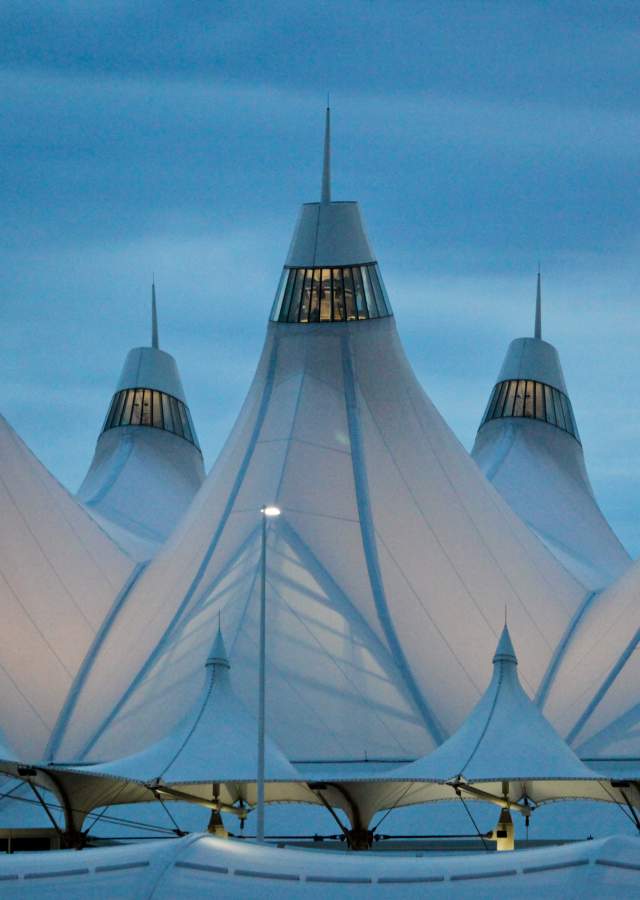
[185,407,200,449]
[524,380,535,418]
[270,269,288,321]
[141,389,152,426]
[114,390,128,427]
[319,269,332,321]
[104,391,123,430]
[534,382,545,421]
[308,268,321,322]
[120,390,135,426]
[128,389,143,426]
[494,381,510,418]
[162,393,175,432]
[299,269,313,323]
[169,397,184,437]
[367,265,387,317]
[485,383,503,422]
[543,385,556,426]
[343,268,357,320]
[553,389,567,430]
[177,401,193,442]
[501,381,517,417]
[287,269,305,323]
[352,267,368,319]
[279,270,296,322]
[373,264,392,315]
[560,394,575,437]
[152,391,163,428]
[170,397,184,437]
[360,265,379,317]
[332,268,345,320]
[512,380,526,417]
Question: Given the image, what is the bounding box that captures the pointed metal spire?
[534,267,542,340]
[321,103,331,205]
[493,624,517,666]
[151,279,159,349]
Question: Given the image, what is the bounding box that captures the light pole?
[257,504,280,843]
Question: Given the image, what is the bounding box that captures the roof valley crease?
[46,111,599,767]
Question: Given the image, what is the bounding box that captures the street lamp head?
[261,505,281,518]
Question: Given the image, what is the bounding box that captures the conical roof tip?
[206,623,230,669]
[151,280,159,349]
[493,624,517,665]
[534,268,542,340]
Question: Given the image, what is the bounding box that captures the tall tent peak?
[493,624,517,666]
[321,104,331,205]
[270,107,394,323]
[151,281,159,349]
[534,268,542,340]
[206,623,230,670]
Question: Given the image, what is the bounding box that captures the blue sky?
[1,1,639,554]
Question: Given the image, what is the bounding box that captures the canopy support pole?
[28,782,64,839]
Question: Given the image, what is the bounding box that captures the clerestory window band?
[481,378,580,442]
[102,388,201,451]
[270,264,392,323]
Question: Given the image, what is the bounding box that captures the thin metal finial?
[151,279,159,349]
[321,104,331,205]
[504,604,508,627]
[534,267,542,340]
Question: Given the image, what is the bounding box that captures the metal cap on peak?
[284,106,377,269]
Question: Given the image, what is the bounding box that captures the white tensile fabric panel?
[541,558,640,752]
[472,419,630,590]
[77,426,205,561]
[0,416,135,756]
[52,318,587,765]
[52,335,294,758]
[87,528,424,762]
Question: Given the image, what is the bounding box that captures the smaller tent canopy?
[77,284,205,560]
[366,625,630,817]
[472,275,629,590]
[395,625,595,785]
[26,625,316,833]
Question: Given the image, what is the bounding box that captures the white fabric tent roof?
[391,624,596,784]
[91,625,300,786]
[541,557,640,761]
[0,415,136,758]
[50,294,588,765]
